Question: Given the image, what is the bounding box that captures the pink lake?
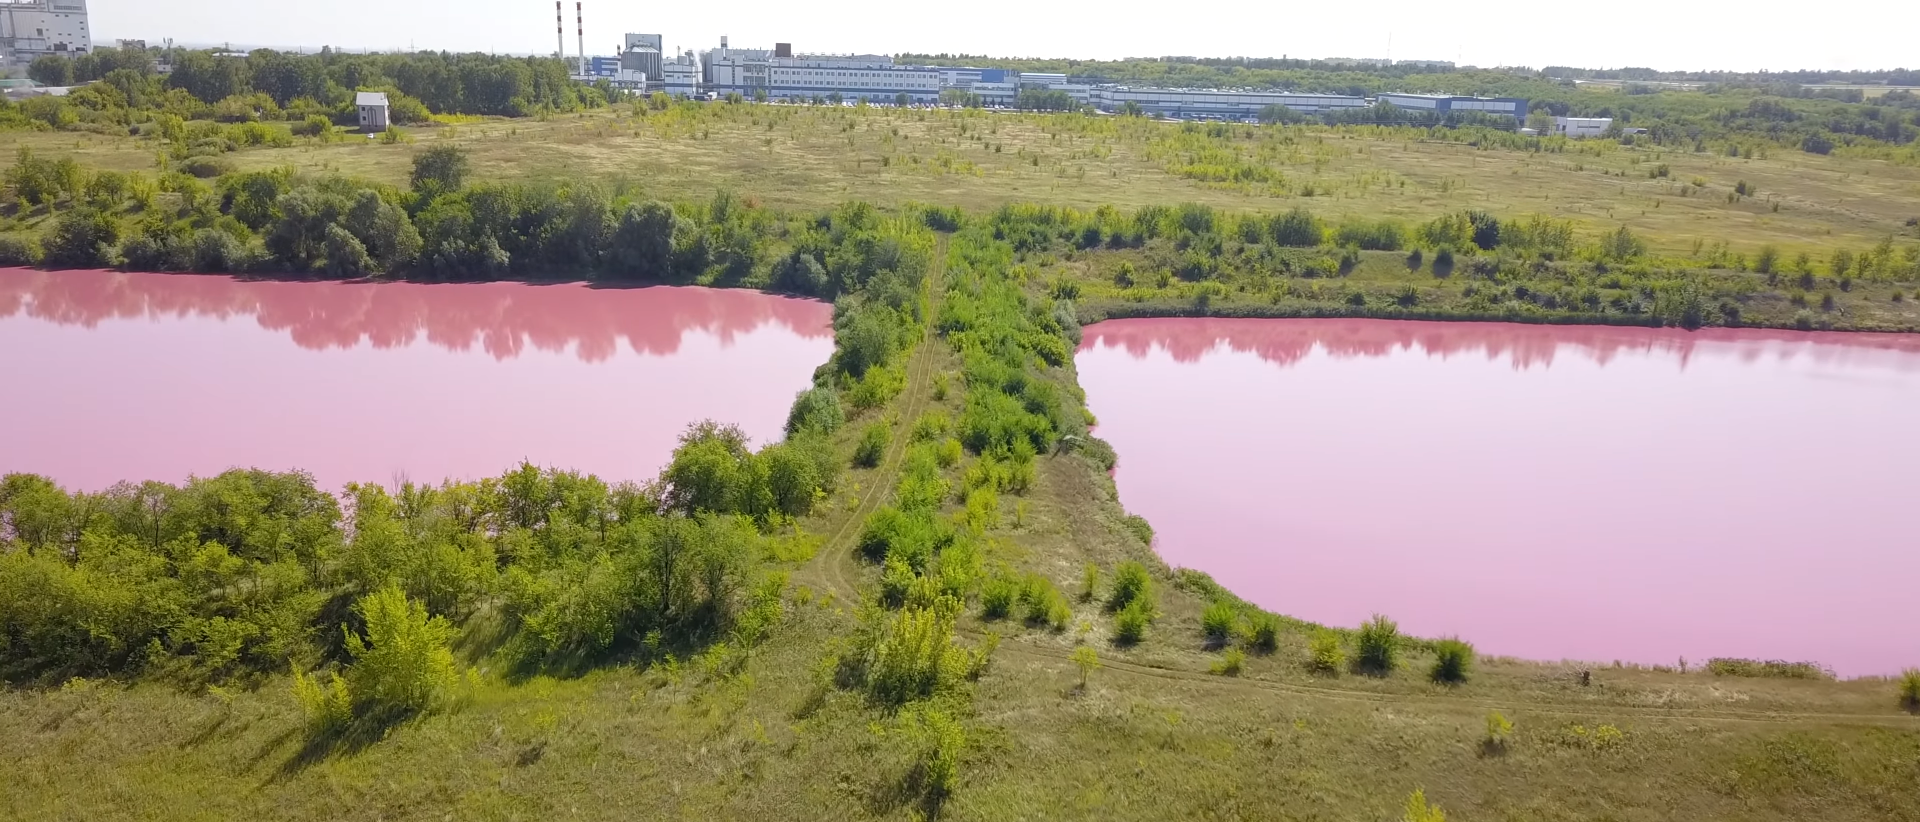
[0,268,833,492]
[1077,318,1920,677]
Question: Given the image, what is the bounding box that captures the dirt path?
[796,234,948,603]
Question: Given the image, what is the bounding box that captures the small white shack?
[355,91,390,131]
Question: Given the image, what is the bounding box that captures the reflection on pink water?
[0,268,833,492]
[1078,318,1920,677]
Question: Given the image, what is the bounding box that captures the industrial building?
[1551,116,1613,138]
[1090,87,1368,118]
[1,0,90,65]
[701,40,942,103]
[1373,93,1528,118]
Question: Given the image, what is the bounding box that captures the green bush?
[1402,788,1447,822]
[911,409,952,442]
[1704,658,1830,680]
[1244,612,1280,653]
[343,584,464,716]
[934,438,963,469]
[1354,614,1400,675]
[1121,514,1154,546]
[1432,247,1456,277]
[43,207,120,268]
[979,573,1018,620]
[1107,560,1151,611]
[853,422,890,468]
[785,386,845,437]
[1307,630,1345,674]
[1430,637,1474,684]
[1210,647,1246,676]
[292,669,353,732]
[1080,563,1099,602]
[1900,669,1920,712]
[0,235,44,266]
[1485,711,1514,751]
[1018,573,1069,630]
[1113,596,1154,645]
[180,155,236,178]
[1201,601,1239,644]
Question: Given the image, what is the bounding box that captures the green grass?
[9,104,1920,258]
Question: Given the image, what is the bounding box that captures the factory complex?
[576,29,1559,126]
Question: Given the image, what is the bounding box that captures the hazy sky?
[92,0,1914,73]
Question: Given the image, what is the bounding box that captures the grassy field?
[7,104,1920,258]
[4,231,1918,822]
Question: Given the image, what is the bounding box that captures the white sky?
[92,0,1916,73]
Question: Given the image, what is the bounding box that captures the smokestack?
[576,2,585,77]
[555,1,564,62]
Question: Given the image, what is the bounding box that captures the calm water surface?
[1077,318,1920,676]
[0,268,832,491]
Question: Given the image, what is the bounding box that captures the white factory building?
[1,0,91,65]
[700,40,942,103]
[1090,87,1368,118]
[1373,93,1528,118]
[1551,116,1613,138]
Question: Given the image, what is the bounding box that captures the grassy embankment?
[5,217,1919,822]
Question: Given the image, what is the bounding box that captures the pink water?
[0,268,833,492]
[1077,318,1920,676]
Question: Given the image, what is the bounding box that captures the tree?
[409,144,471,200]
[1071,645,1098,689]
[1257,103,1304,124]
[43,207,120,268]
[606,200,681,280]
[28,55,74,87]
[1120,100,1145,117]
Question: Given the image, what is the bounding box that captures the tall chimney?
[554,1,564,62]
[576,2,586,77]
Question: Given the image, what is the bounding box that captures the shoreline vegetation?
[5,49,1920,820]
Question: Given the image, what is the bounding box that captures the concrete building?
[1090,87,1368,119]
[662,51,699,97]
[1,0,89,65]
[355,91,390,131]
[1394,59,1455,69]
[621,33,662,80]
[1552,116,1613,138]
[701,43,942,104]
[1374,93,1528,118]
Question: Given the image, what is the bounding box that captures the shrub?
[1333,218,1405,251]
[1430,637,1474,684]
[43,207,120,268]
[1404,248,1424,271]
[1244,612,1280,653]
[344,584,463,716]
[0,235,44,266]
[1269,207,1323,247]
[911,410,951,442]
[1402,788,1447,822]
[1432,247,1455,277]
[1899,668,1920,712]
[1120,514,1154,546]
[853,422,890,468]
[934,437,963,469]
[1485,711,1514,751]
[180,156,236,178]
[1201,601,1239,644]
[1113,596,1153,645]
[1210,647,1246,676]
[864,595,973,704]
[292,669,353,733]
[980,574,1018,620]
[292,115,333,138]
[1704,658,1831,680]
[1080,563,1099,602]
[1354,614,1400,675]
[1018,573,1068,629]
[785,386,844,437]
[1307,630,1344,674]
[900,705,964,799]
[189,229,254,273]
[1107,560,1151,611]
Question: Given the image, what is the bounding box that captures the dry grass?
[9,105,1919,257]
